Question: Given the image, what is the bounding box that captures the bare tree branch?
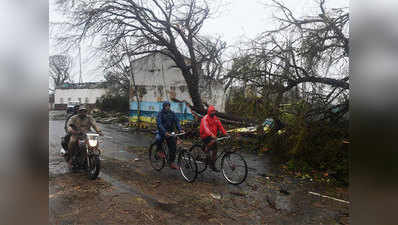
[49,54,72,86]
[55,0,226,113]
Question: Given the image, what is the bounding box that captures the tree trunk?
[272,92,284,120]
[181,70,205,113]
[130,72,141,123]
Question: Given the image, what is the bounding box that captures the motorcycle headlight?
[87,133,99,147]
[88,139,98,147]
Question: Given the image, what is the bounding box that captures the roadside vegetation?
[55,0,349,185]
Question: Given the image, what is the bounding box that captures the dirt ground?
[49,113,349,225]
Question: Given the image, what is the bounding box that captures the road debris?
[308,191,350,204]
[210,193,222,200]
[230,191,247,197]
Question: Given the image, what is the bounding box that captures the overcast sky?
[49,0,348,86]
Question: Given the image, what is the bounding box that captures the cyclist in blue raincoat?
[156,101,183,169]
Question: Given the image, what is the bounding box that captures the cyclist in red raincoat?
[200,105,227,172]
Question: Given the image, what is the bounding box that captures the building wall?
[132,53,186,87]
[129,53,226,124]
[200,82,226,112]
[54,88,108,105]
[129,101,194,124]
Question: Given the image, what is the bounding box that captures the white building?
[129,52,226,123]
[54,82,109,110]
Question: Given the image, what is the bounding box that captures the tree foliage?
[49,54,72,86]
[101,43,132,97]
[96,94,129,113]
[226,0,349,121]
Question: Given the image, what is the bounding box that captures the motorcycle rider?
[61,105,80,155]
[64,105,80,132]
[200,105,227,172]
[66,105,103,168]
[156,101,183,169]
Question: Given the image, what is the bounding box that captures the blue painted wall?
[129,101,194,123]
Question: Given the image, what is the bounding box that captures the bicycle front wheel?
[178,149,198,183]
[221,152,248,185]
[148,142,165,171]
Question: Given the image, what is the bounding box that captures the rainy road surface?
[49,115,349,225]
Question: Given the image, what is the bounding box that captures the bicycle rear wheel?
[189,144,207,174]
[221,152,248,185]
[178,149,198,183]
[148,142,165,171]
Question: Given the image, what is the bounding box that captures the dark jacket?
[157,102,181,137]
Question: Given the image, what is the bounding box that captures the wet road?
[49,115,349,225]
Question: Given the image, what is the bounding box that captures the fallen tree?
[171,97,256,125]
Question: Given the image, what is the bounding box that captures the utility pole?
[79,43,83,83]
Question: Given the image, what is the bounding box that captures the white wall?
[54,88,108,104]
[202,82,226,112]
[131,53,226,112]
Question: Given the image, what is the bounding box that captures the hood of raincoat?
[162,101,171,111]
[207,105,216,115]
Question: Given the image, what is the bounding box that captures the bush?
[225,90,349,184]
[267,118,349,184]
[96,94,129,113]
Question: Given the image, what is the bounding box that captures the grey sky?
[49,0,348,86]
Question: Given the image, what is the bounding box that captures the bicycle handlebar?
[169,132,186,136]
[217,136,231,141]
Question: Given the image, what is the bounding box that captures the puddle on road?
[49,159,69,177]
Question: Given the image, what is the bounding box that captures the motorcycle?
[61,131,102,180]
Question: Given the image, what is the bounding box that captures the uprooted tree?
[223,0,350,182]
[55,0,227,115]
[226,0,349,122]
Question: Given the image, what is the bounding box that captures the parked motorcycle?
[61,132,102,180]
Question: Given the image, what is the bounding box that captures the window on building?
[85,97,89,103]
[60,98,64,104]
[68,97,71,102]
[96,97,100,103]
[78,98,81,103]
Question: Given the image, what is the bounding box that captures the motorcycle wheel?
[87,155,100,180]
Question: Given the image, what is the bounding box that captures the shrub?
[96,94,129,113]
[267,117,349,184]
